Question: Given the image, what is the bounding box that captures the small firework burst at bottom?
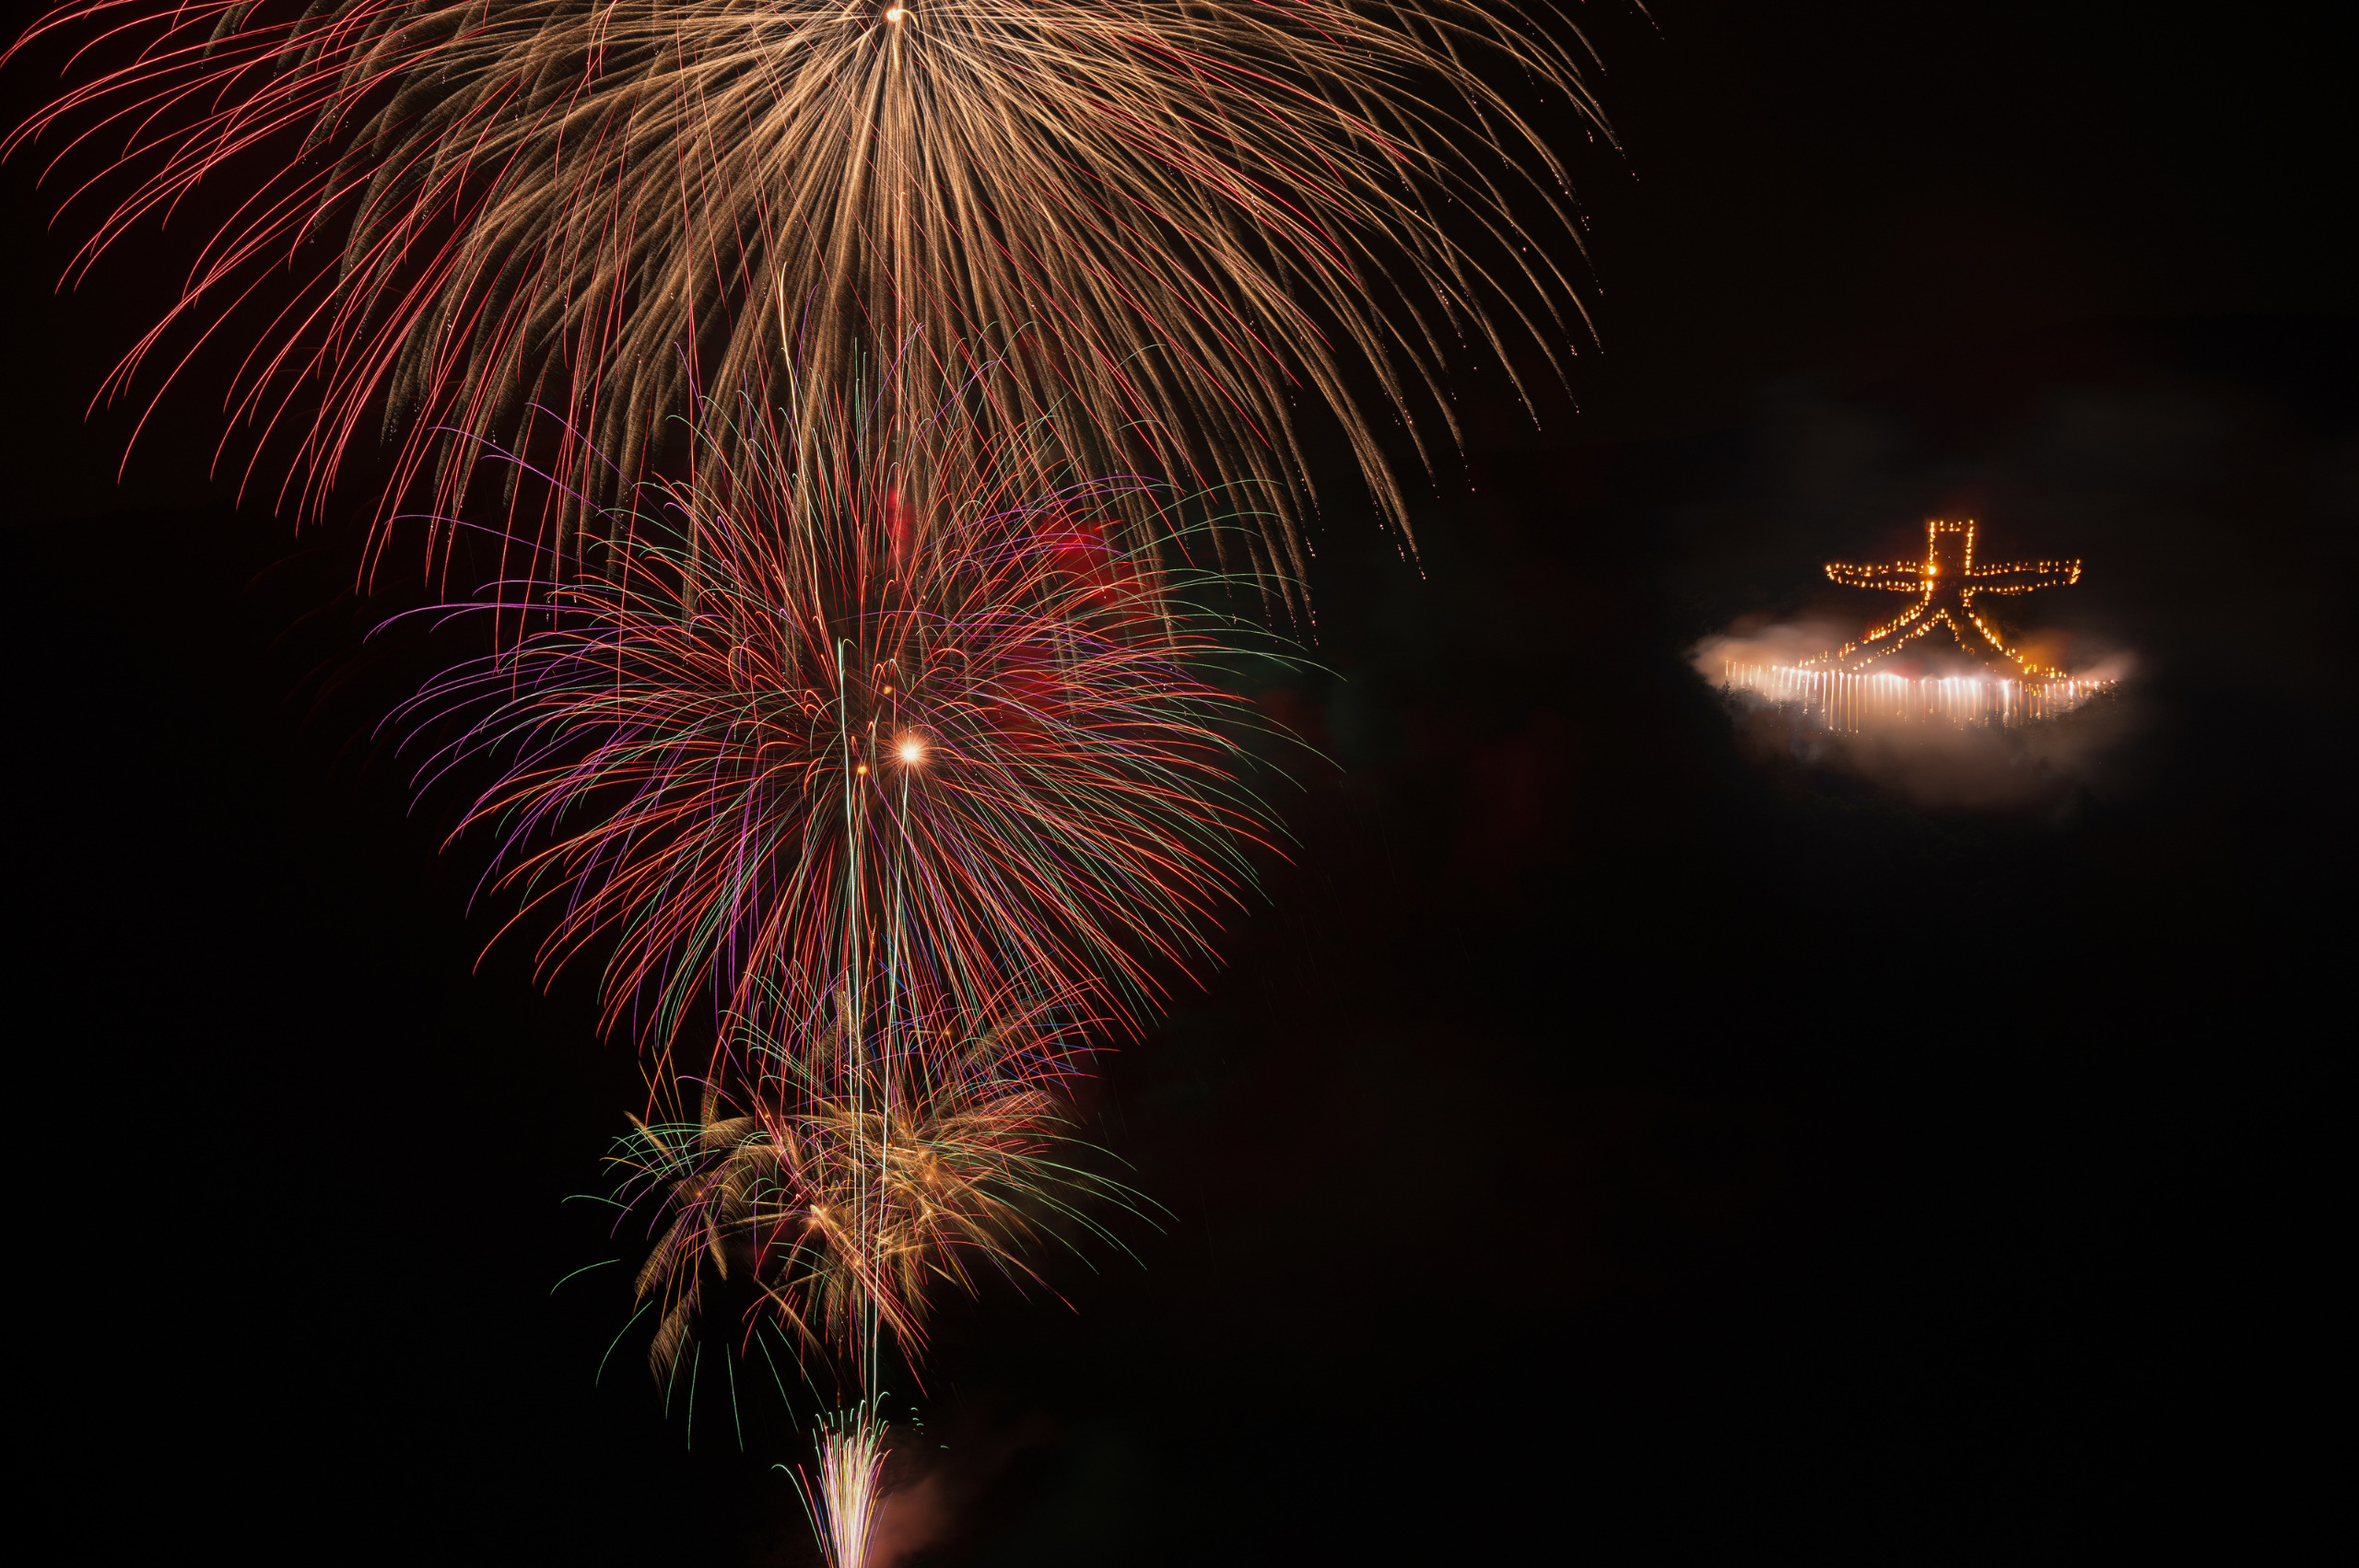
[1722,663,2115,731]
[609,985,1145,1376]
[790,1404,890,1568]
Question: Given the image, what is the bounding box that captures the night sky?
[6,2,2348,1562]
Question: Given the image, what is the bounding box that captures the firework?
[794,1404,889,1568]
[11,0,1609,577]
[614,989,1135,1376]
[398,383,1284,1056]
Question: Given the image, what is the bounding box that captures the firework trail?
[798,1403,888,1568]
[398,380,1285,1064]
[10,0,1611,579]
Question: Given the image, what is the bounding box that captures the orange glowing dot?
[856,764,869,775]
[898,739,923,764]
[885,5,905,18]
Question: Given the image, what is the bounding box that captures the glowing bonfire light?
[1723,662,2111,731]
[1714,516,2114,729]
[1805,519,2083,680]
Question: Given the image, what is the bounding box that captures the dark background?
[6,1,2348,1561]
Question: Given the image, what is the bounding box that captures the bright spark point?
[885,6,905,20]
[899,740,924,765]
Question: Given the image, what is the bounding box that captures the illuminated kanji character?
[1808,519,2081,678]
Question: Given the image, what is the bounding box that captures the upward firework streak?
[799,1406,887,1568]
[11,0,1610,581]
[1808,519,2082,679]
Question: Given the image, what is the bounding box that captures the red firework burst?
[400,386,1285,1059]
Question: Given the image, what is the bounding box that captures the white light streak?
[1723,663,2112,732]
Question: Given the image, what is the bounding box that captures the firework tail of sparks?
[788,1403,888,1568]
[8,0,1610,586]
[1723,662,2115,731]
[393,380,1293,1059]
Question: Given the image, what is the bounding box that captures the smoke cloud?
[865,1408,1058,1565]
[1688,616,1849,679]
[1690,623,2143,812]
